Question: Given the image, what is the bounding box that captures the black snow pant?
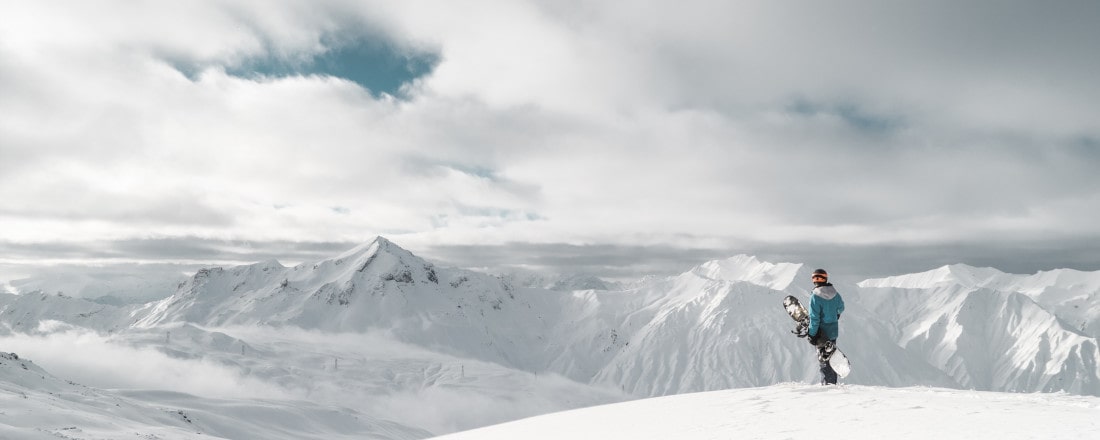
[819,360,838,385]
[816,339,838,385]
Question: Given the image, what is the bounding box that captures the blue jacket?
[808,284,844,341]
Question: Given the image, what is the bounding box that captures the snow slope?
[861,284,1100,395]
[436,384,1100,440]
[860,263,1100,394]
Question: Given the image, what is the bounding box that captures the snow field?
[437,384,1100,440]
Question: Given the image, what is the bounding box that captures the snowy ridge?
[861,264,1100,339]
[689,254,803,291]
[859,263,1100,298]
[858,264,1016,289]
[1003,268,1100,337]
[1016,268,1100,295]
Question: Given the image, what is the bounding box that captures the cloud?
[1,0,1099,275]
[195,325,624,435]
[0,325,292,399]
[0,323,610,434]
[426,237,1100,284]
[0,237,367,285]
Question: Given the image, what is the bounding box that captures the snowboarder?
[808,268,845,385]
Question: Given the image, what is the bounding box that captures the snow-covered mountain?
[860,263,1100,395]
[115,241,954,395]
[128,237,574,372]
[571,257,954,395]
[859,263,1017,289]
[688,254,803,290]
[4,237,1100,438]
[862,264,1100,338]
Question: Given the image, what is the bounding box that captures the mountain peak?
[315,236,436,286]
[859,263,1009,289]
[330,236,423,263]
[689,254,803,291]
[942,264,1007,284]
[335,236,388,259]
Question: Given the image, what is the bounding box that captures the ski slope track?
[2,236,1100,438]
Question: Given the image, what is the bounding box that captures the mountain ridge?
[3,237,1100,422]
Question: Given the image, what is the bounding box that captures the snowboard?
[825,342,851,378]
[782,295,850,378]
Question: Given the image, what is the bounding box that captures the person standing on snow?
[807,268,844,385]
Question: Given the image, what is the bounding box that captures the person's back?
[807,268,844,384]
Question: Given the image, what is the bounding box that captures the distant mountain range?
[4,236,1097,396]
[3,236,1099,437]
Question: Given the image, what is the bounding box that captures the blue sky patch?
[213,37,439,97]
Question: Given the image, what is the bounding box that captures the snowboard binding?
[817,340,836,363]
[793,320,809,338]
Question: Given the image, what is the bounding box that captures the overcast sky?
[2,0,1099,282]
